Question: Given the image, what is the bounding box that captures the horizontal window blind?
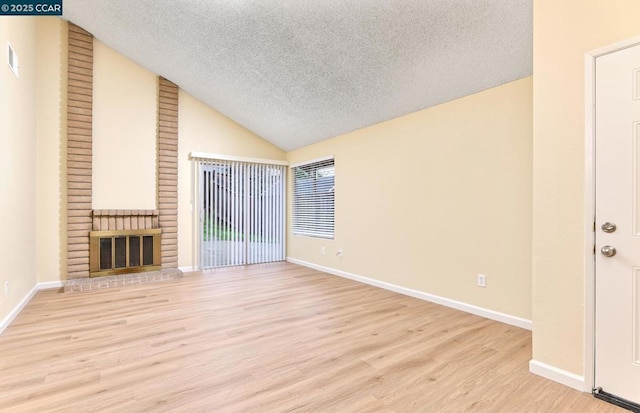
[292,157,335,239]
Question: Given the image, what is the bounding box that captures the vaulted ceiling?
[63,0,532,151]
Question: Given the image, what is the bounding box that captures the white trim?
[584,37,640,393]
[0,284,38,335]
[529,359,585,392]
[189,152,289,166]
[584,47,597,394]
[287,257,532,330]
[38,281,64,290]
[178,266,198,274]
[1,281,70,335]
[191,158,198,271]
[586,36,640,59]
[291,231,334,240]
[289,155,334,169]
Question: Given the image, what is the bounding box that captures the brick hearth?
[64,268,183,293]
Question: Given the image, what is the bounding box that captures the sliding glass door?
[197,159,286,269]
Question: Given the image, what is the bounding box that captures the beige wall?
[177,92,286,269]
[11,5,635,389]
[288,77,533,320]
[36,18,66,283]
[0,17,38,322]
[92,40,157,210]
[532,0,640,376]
[0,16,284,298]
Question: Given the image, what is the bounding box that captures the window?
[292,157,335,239]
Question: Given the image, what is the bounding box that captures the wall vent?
[7,42,18,78]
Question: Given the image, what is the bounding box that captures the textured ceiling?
[62,0,532,151]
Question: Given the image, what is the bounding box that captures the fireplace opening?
[90,229,161,277]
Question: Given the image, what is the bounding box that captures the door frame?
[584,36,640,393]
[188,152,289,270]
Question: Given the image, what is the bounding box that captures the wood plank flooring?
[0,263,625,412]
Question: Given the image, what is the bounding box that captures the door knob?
[601,222,617,233]
[601,246,617,257]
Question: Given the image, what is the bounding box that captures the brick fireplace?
[89,210,161,277]
[65,23,179,285]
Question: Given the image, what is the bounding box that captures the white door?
[595,43,640,407]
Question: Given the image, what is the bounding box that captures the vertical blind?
[197,159,286,268]
[292,157,335,239]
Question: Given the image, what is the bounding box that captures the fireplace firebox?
[89,229,161,277]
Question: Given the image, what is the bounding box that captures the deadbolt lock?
[601,222,617,233]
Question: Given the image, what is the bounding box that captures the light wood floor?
[0,262,626,412]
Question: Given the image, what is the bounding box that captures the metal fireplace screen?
[89,229,161,277]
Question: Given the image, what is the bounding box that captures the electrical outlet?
[321,246,326,255]
[477,274,486,288]
[4,281,9,296]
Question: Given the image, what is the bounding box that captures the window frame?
[291,156,335,239]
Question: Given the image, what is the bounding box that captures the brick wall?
[157,78,179,269]
[66,23,93,279]
[92,210,160,231]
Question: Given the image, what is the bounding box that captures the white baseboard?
[38,281,64,290]
[286,257,532,331]
[529,359,586,391]
[0,284,39,335]
[1,280,66,335]
[178,266,197,274]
